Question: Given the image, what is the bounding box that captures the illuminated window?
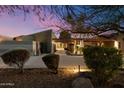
[114,40,119,49]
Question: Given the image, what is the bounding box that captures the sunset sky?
[0,6,84,37]
[0,5,122,37]
[0,7,63,37]
[0,13,52,37]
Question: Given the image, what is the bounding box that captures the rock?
[111,83,124,88]
[72,77,94,88]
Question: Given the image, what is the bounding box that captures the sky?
[0,6,64,37]
[0,5,122,38]
[0,13,50,37]
[0,6,83,37]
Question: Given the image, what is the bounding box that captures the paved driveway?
[0,54,87,69]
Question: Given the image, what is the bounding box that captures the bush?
[83,46,123,87]
[1,49,30,73]
[42,54,59,74]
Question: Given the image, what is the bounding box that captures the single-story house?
[52,31,124,54]
[0,29,56,56]
[0,29,124,55]
[13,29,57,55]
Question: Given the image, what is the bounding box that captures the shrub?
[83,46,123,87]
[1,49,30,73]
[42,54,59,74]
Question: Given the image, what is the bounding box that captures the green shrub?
[1,49,30,73]
[83,46,123,87]
[42,54,59,74]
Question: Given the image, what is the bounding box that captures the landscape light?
[66,65,91,74]
[73,68,91,73]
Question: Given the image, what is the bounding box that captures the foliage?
[83,46,123,87]
[65,14,88,32]
[1,49,30,73]
[42,54,59,74]
[88,6,124,32]
[0,5,124,34]
[59,30,71,42]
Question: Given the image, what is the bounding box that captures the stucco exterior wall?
[116,33,124,54]
[0,41,33,55]
[15,30,53,54]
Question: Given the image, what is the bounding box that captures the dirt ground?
[0,68,124,88]
[0,68,78,88]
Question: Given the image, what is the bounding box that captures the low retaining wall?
[0,41,33,55]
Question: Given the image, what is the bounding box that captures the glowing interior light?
[114,40,119,49]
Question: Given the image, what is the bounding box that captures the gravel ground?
[0,68,78,88]
[0,68,124,88]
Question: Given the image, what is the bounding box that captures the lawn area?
[0,68,78,88]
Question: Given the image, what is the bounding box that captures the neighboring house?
[14,29,57,55]
[0,29,56,56]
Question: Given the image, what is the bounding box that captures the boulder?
[72,77,94,88]
[111,83,124,88]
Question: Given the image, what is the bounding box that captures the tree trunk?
[17,63,24,74]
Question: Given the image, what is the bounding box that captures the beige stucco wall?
[116,33,124,54]
[17,30,52,53]
[0,41,33,55]
[15,30,52,43]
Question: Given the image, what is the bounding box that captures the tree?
[65,13,88,32]
[59,30,71,42]
[0,6,84,23]
[0,49,30,73]
[83,46,123,87]
[0,5,123,35]
[88,6,124,33]
[59,30,72,52]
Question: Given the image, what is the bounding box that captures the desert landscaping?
[0,51,123,88]
[0,5,124,88]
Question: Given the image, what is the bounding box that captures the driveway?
[0,54,87,69]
